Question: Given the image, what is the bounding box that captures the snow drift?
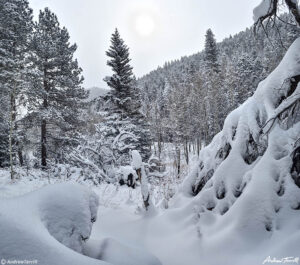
[0,183,106,265]
[178,37,300,264]
[0,183,162,265]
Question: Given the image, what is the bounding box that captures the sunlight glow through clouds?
[135,13,155,37]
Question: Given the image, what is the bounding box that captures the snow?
[131,149,143,169]
[0,183,108,265]
[1,37,300,265]
[0,182,163,265]
[179,37,300,264]
[253,0,272,22]
[83,238,162,265]
[118,165,137,180]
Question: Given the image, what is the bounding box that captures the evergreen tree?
[29,8,87,168]
[0,89,9,167]
[137,13,299,163]
[104,28,133,109]
[233,53,257,103]
[101,28,151,172]
[203,29,222,139]
[128,78,152,161]
[0,0,33,176]
[204,29,219,72]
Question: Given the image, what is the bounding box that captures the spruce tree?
[104,28,133,109]
[30,8,87,168]
[203,29,222,140]
[102,28,151,171]
[204,29,219,72]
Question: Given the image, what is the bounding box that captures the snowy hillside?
[176,37,300,264]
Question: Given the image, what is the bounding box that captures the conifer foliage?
[204,29,219,71]
[104,28,133,108]
[0,0,33,176]
[100,28,151,171]
[138,16,300,167]
[29,8,87,168]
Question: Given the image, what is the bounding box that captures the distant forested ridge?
[137,14,300,159]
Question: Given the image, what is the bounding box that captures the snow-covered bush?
[117,165,138,188]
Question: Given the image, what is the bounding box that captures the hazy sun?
[135,14,155,37]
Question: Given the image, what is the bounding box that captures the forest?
[0,0,300,265]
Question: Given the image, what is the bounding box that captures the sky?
[29,0,261,89]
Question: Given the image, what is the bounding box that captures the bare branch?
[285,0,300,26]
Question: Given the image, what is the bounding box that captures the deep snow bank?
[0,183,162,265]
[179,38,300,263]
[0,183,108,265]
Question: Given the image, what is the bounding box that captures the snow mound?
[39,183,99,252]
[179,38,300,263]
[0,183,107,265]
[0,183,163,265]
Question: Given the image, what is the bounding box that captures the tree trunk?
[9,86,17,179]
[42,67,49,169]
[175,144,180,177]
[41,118,47,168]
[9,93,14,180]
[18,148,23,166]
[41,95,48,168]
[184,139,189,165]
[157,132,162,160]
[197,137,201,156]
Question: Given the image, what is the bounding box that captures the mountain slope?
[176,37,300,264]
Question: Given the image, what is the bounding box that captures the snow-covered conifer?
[29,8,87,168]
[0,0,33,176]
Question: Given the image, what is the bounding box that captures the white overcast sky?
[29,0,261,89]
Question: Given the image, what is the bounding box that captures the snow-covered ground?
[0,37,299,265]
[0,177,163,265]
[0,170,200,265]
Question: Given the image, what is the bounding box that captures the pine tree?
[29,8,87,168]
[0,0,33,176]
